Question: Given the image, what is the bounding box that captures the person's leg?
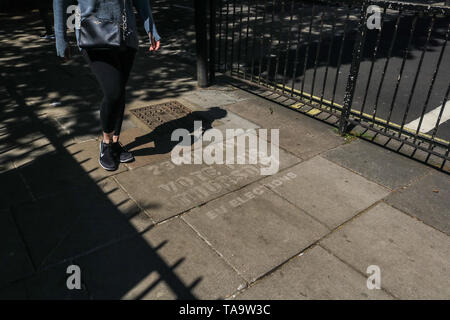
[83,49,123,140]
[37,0,53,36]
[112,48,137,140]
[108,48,137,163]
[83,49,123,170]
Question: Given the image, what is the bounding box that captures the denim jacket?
[53,0,161,57]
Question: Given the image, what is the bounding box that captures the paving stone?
[261,156,390,229]
[116,135,300,222]
[45,180,152,265]
[182,89,247,108]
[17,151,96,199]
[122,103,231,171]
[76,218,244,299]
[0,116,32,133]
[0,281,27,300]
[0,157,14,173]
[323,140,431,189]
[169,100,260,134]
[66,140,128,181]
[350,126,450,173]
[0,265,90,300]
[55,111,101,143]
[0,125,46,154]
[211,110,260,132]
[385,171,450,234]
[125,54,197,107]
[120,110,261,171]
[47,178,152,265]
[98,177,151,228]
[236,246,392,299]
[321,202,450,299]
[223,98,345,160]
[0,169,33,209]
[120,114,138,132]
[183,182,329,282]
[119,127,177,170]
[1,136,56,169]
[13,183,151,268]
[0,210,34,288]
[29,86,101,118]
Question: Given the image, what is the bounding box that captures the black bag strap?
[121,0,128,40]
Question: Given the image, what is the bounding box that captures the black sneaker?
[99,141,118,171]
[112,142,134,163]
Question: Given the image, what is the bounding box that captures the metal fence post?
[209,0,217,84]
[339,1,369,134]
[194,0,209,87]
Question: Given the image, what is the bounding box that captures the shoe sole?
[98,159,118,171]
[120,157,135,163]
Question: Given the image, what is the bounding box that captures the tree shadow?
[0,6,216,300]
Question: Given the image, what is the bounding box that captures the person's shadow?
[125,107,228,157]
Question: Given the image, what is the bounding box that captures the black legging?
[83,47,136,136]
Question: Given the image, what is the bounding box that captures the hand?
[149,33,160,52]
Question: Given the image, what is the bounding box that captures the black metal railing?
[208,0,450,169]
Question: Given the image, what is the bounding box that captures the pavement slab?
[0,210,34,288]
[12,182,151,268]
[66,139,128,181]
[1,136,56,169]
[43,178,153,266]
[17,150,96,199]
[222,98,345,160]
[119,109,261,171]
[76,218,244,299]
[182,89,248,108]
[116,134,300,222]
[236,246,392,300]
[321,202,450,299]
[0,264,90,300]
[349,126,450,173]
[54,111,101,143]
[119,127,181,170]
[0,124,46,154]
[0,158,14,174]
[261,156,390,229]
[97,177,153,232]
[323,140,432,189]
[385,171,450,234]
[0,114,32,132]
[0,169,33,210]
[183,182,329,282]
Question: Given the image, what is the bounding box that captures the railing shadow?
[0,8,208,299]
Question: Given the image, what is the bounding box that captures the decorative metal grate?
[130,100,202,135]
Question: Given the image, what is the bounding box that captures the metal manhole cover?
[131,101,201,135]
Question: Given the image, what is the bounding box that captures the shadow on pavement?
[0,9,208,299]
